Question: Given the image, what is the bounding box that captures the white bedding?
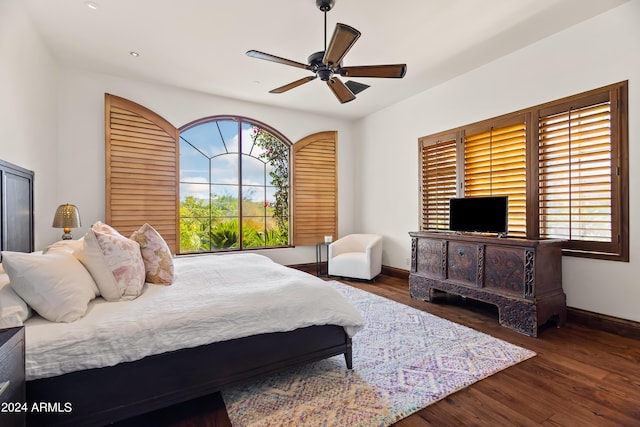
[24,253,363,381]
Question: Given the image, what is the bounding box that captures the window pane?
[265,186,277,211]
[181,121,228,158]
[243,217,266,248]
[210,217,239,250]
[212,184,239,217]
[179,140,210,182]
[211,154,238,185]
[217,120,239,153]
[179,217,211,252]
[180,184,210,208]
[242,155,266,186]
[242,185,265,217]
[242,122,260,156]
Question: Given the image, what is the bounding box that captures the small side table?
[315,242,331,276]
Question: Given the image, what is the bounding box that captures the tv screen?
[449,196,508,234]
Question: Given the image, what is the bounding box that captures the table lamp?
[52,204,81,240]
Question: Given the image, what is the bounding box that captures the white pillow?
[0,272,31,328]
[42,238,99,297]
[43,238,84,255]
[2,251,97,323]
[76,228,146,301]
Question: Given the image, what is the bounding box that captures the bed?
[0,160,363,427]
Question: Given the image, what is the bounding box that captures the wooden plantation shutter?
[419,133,458,230]
[537,91,618,254]
[105,94,179,253]
[463,119,527,236]
[292,131,337,246]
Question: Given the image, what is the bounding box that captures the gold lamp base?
[61,227,73,240]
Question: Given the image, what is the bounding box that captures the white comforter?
[24,253,363,380]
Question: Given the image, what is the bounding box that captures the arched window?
[178,116,290,253]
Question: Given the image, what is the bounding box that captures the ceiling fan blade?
[269,76,317,94]
[246,50,312,71]
[326,77,356,104]
[340,64,407,78]
[323,23,361,67]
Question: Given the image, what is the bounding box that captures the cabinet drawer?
[484,246,527,296]
[416,238,446,278]
[447,242,480,286]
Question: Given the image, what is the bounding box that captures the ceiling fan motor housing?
[308,51,335,81]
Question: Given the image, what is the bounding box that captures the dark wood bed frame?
[27,326,352,426]
[0,159,353,427]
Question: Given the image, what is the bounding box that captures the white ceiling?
[24,0,628,120]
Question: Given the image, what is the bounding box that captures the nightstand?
[0,327,25,427]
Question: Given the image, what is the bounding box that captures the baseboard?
[567,307,640,340]
[381,265,410,280]
[287,263,317,275]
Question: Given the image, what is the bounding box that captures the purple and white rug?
[222,281,535,426]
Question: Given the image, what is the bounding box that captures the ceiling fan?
[246,0,407,104]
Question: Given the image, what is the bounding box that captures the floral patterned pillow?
[130,223,174,285]
[91,220,119,235]
[76,226,146,301]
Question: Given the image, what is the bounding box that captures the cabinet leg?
[409,278,434,302]
[498,301,537,337]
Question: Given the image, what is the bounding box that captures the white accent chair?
[328,234,383,280]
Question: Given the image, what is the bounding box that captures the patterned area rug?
[222,281,535,426]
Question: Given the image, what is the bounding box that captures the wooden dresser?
[409,231,566,337]
[0,327,26,427]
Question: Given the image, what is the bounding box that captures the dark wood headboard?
[0,159,34,253]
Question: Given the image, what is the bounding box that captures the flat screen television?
[449,196,508,234]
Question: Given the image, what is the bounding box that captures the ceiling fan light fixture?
[344,80,370,95]
[317,68,333,81]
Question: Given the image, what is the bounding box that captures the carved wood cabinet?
[409,231,566,337]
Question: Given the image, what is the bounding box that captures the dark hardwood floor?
[116,273,640,427]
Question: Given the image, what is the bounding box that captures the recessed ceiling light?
[85,1,98,10]
[129,51,140,58]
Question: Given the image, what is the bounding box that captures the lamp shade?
[52,204,81,240]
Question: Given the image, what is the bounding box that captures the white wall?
[0,0,60,249]
[55,68,356,265]
[356,0,640,321]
